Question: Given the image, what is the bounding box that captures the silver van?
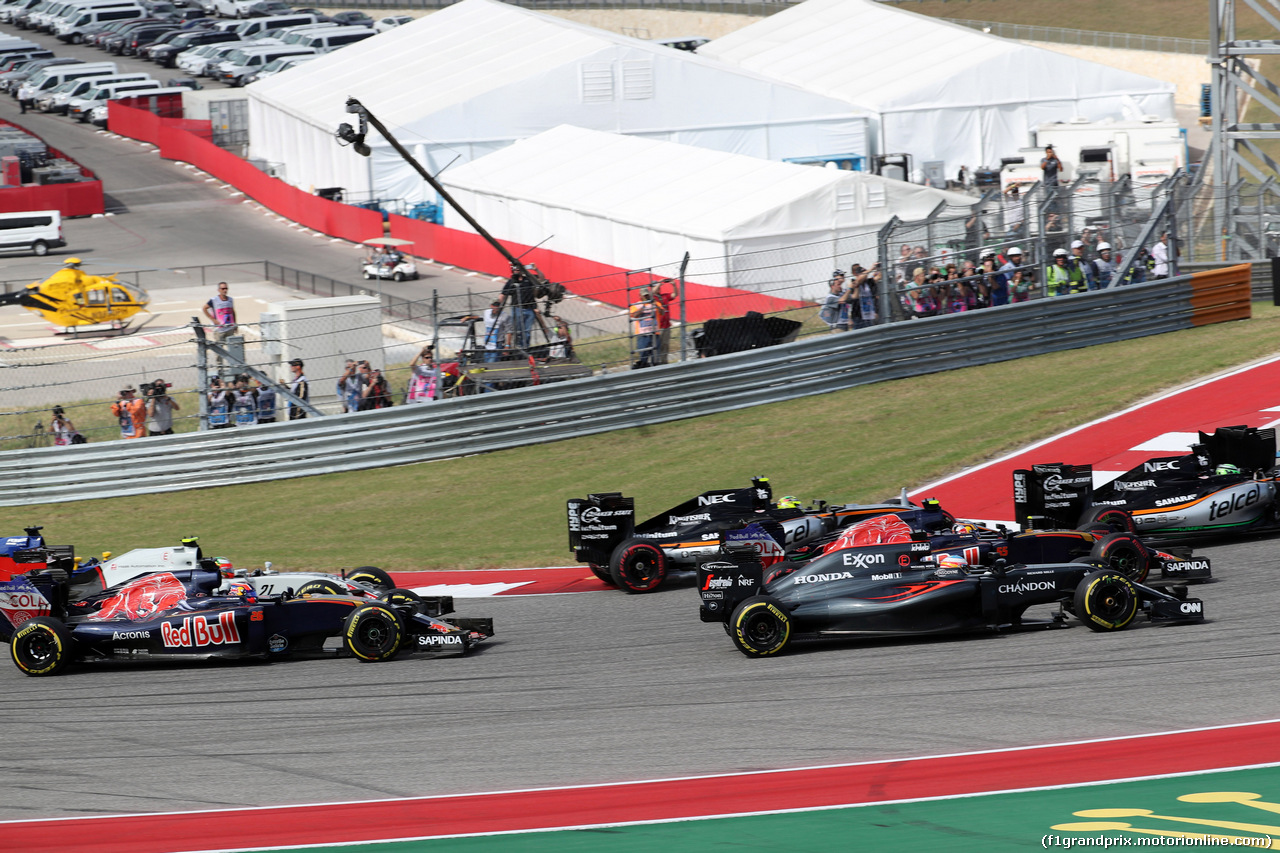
[232,13,318,38]
[54,4,145,41]
[216,44,312,86]
[0,210,65,256]
[18,62,118,101]
[296,26,373,54]
[37,71,148,112]
[68,77,161,119]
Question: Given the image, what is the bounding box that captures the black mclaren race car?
[784,499,1212,585]
[567,478,914,593]
[698,539,1207,657]
[0,554,493,676]
[1016,425,1280,541]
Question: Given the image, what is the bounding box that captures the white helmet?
[1097,242,1112,252]
[1052,248,1068,258]
[1008,246,1023,256]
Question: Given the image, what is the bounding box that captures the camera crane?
[336,99,564,349]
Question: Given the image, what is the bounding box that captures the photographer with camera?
[144,379,180,436]
[501,266,539,351]
[111,386,148,440]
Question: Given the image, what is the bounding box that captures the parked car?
[148,27,237,66]
[373,14,410,32]
[327,9,371,27]
[245,0,288,15]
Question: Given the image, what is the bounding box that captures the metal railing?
[0,273,1224,506]
[940,18,1211,55]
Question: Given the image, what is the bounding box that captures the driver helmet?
[776,496,802,509]
[1214,463,1241,476]
[215,557,234,578]
[937,553,967,569]
[952,522,977,536]
[226,581,255,602]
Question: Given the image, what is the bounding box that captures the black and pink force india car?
[567,478,914,593]
[1015,425,1280,542]
[785,500,1212,585]
[0,553,493,676]
[697,537,1207,657]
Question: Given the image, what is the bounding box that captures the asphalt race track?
[0,535,1271,822]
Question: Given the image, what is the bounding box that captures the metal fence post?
[678,252,689,363]
[192,317,209,431]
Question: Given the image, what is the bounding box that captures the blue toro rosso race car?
[1015,425,1280,542]
[698,533,1207,657]
[0,549,493,676]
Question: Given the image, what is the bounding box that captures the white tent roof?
[440,126,972,298]
[443,125,969,242]
[246,0,872,202]
[701,0,1176,172]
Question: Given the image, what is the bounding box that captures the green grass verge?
[4,304,1280,571]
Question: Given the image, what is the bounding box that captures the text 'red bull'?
[161,611,240,648]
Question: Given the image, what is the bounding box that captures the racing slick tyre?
[729,596,792,657]
[1089,532,1151,583]
[608,539,668,593]
[588,564,615,586]
[297,579,346,596]
[1073,570,1139,633]
[342,603,404,662]
[348,566,394,592]
[10,617,74,676]
[1080,507,1138,535]
[378,588,421,606]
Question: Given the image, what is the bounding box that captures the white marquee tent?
[439,125,974,302]
[244,0,872,205]
[700,0,1177,179]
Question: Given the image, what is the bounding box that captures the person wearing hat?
[1047,248,1086,297]
[1090,242,1117,290]
[820,270,850,331]
[482,298,506,363]
[110,385,148,439]
[286,358,309,420]
[50,406,84,446]
[146,378,180,436]
[1000,247,1032,303]
[1068,239,1097,290]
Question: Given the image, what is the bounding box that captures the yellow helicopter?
[0,258,150,334]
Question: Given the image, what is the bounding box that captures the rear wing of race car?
[1013,463,1093,530]
[1199,425,1276,473]
[567,493,636,568]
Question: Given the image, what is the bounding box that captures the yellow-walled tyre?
[1074,570,1139,632]
[342,603,404,662]
[730,596,792,657]
[348,567,394,592]
[11,617,75,677]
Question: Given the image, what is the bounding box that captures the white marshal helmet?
[1052,248,1068,258]
[1097,242,1112,252]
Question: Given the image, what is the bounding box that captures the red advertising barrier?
[0,118,104,216]
[105,102,807,317]
[388,214,805,321]
[109,102,383,244]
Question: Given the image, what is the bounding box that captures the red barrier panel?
[110,102,384,245]
[388,215,804,321]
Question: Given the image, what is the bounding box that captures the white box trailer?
[1032,117,1187,184]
